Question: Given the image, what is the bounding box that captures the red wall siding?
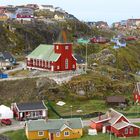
[90,122,103,132]
[133,92,140,103]
[26,43,76,71]
[112,126,139,137]
[116,116,129,124]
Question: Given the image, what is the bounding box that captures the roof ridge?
[109,108,122,116]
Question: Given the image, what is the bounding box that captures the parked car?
[1,119,12,125]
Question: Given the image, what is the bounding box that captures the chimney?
[106,110,111,118]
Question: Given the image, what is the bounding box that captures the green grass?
[48,100,107,118]
[48,99,140,119]
[3,129,27,140]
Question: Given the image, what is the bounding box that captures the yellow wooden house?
[0,13,8,22]
[25,118,83,140]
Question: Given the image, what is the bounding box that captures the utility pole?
[70,105,73,118]
[85,43,88,73]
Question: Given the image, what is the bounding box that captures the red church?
[133,82,140,103]
[26,43,76,71]
[90,108,140,137]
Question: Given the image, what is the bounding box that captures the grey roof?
[2,52,14,60]
[91,114,111,123]
[108,108,122,125]
[16,101,47,111]
[26,118,83,131]
[112,121,129,130]
[106,96,126,103]
[74,54,85,64]
[91,108,129,125]
[113,121,140,130]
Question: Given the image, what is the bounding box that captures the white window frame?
[64,131,70,136]
[65,59,68,69]
[129,127,133,134]
[125,128,128,134]
[65,46,69,50]
[56,132,60,137]
[38,131,44,136]
[57,66,60,69]
[56,45,59,50]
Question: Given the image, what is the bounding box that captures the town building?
[0,13,8,22]
[38,5,55,12]
[11,101,48,121]
[106,96,126,107]
[26,43,76,71]
[25,118,83,140]
[15,8,34,21]
[0,52,16,65]
[74,54,85,70]
[90,108,140,137]
[133,82,140,103]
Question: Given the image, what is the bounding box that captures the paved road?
[1,118,140,134]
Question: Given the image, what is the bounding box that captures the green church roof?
[27,44,61,62]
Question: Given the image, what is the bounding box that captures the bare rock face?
[36,78,56,89]
[89,49,116,66]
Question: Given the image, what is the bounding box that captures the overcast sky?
[1,0,140,24]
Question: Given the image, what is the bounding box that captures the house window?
[130,127,133,134]
[64,131,70,136]
[38,131,44,136]
[125,128,128,134]
[56,45,59,50]
[57,66,60,69]
[56,132,60,137]
[65,59,68,69]
[65,46,69,50]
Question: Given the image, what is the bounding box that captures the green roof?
[77,38,90,44]
[26,118,83,132]
[27,44,61,62]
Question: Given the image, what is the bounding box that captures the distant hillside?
[0,20,93,54]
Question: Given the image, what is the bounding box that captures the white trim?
[80,118,84,128]
[91,117,111,123]
[109,108,130,125]
[53,54,61,62]
[38,131,44,136]
[60,124,72,132]
[72,55,77,61]
[42,100,48,110]
[113,121,140,130]
[64,131,70,137]
[112,115,130,125]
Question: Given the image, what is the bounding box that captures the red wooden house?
[90,108,140,137]
[11,101,48,121]
[26,43,76,71]
[133,82,140,103]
